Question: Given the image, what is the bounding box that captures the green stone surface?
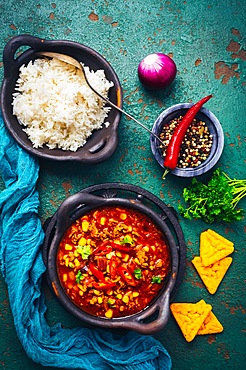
[0,0,245,369]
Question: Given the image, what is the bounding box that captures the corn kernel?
[108,298,116,305]
[63,274,67,282]
[74,258,80,267]
[89,297,97,305]
[100,217,106,225]
[68,262,74,268]
[116,293,122,299]
[105,308,113,318]
[65,244,73,250]
[82,221,89,232]
[132,292,139,298]
[79,290,83,296]
[143,246,149,252]
[120,213,127,220]
[78,237,86,246]
[122,295,129,304]
[122,254,129,262]
[93,290,100,296]
[116,251,122,258]
[106,251,115,259]
[65,258,70,267]
[98,297,103,304]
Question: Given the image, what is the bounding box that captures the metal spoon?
[36,51,164,145]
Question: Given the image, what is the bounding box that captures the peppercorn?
[159,117,213,169]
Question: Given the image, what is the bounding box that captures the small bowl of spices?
[150,102,224,177]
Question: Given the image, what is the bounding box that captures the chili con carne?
[57,206,171,318]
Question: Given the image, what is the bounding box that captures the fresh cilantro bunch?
[178,169,246,223]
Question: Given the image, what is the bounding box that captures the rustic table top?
[0,1,245,369]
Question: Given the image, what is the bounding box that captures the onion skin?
[138,53,177,90]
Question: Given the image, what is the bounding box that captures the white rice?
[12,58,114,151]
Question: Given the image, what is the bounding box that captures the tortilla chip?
[170,299,212,342]
[192,256,233,294]
[197,311,223,335]
[200,229,234,266]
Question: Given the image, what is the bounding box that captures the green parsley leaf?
[178,169,246,223]
[133,268,142,279]
[120,235,133,245]
[76,244,91,260]
[75,270,84,284]
[151,276,162,284]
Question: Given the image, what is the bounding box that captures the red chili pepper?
[89,262,106,282]
[92,282,116,290]
[163,95,212,175]
[112,242,131,253]
[118,266,136,286]
[92,242,112,255]
[127,258,138,275]
[109,256,118,279]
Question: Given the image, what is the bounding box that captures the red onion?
[138,53,177,90]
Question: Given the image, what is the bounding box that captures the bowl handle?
[79,130,119,164]
[3,34,46,78]
[55,192,107,230]
[121,291,171,335]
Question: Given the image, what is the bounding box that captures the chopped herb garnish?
[178,169,246,223]
[120,235,133,245]
[151,276,162,284]
[76,244,91,260]
[75,270,84,284]
[134,268,142,279]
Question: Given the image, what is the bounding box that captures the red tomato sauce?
[57,206,171,318]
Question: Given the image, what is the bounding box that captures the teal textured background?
[0,0,245,369]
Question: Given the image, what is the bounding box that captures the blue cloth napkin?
[0,113,172,370]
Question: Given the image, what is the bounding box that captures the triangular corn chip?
[200,229,234,266]
[197,311,223,335]
[192,256,233,294]
[170,300,212,342]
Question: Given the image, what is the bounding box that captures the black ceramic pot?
[1,34,122,163]
[43,184,186,335]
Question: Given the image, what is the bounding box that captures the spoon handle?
[81,69,163,145]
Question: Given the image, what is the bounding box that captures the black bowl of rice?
[1,35,123,163]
